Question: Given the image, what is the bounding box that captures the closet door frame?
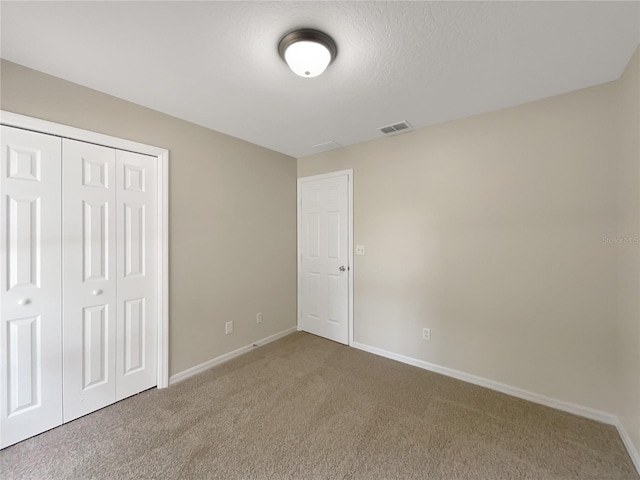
[0,110,170,389]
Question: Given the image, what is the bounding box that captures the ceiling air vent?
[379,121,412,135]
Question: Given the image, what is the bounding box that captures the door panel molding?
[297,169,353,346]
[1,110,170,390]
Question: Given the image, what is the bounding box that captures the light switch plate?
[355,245,366,255]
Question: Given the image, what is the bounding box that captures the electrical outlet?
[256,312,263,324]
[225,321,233,335]
[422,328,431,341]
[355,245,366,255]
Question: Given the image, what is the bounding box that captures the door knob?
[18,298,31,306]
[92,289,103,296]
[339,265,347,272]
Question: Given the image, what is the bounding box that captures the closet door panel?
[0,126,62,448]
[62,139,117,423]
[115,151,157,400]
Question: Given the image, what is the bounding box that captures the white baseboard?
[615,419,640,474]
[169,326,297,385]
[352,341,640,475]
[352,341,615,423]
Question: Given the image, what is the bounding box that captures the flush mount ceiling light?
[278,28,337,78]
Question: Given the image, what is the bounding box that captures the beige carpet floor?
[1,332,637,480]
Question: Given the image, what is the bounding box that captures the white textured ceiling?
[1,1,639,158]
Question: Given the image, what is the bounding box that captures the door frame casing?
[297,169,354,346]
[0,110,170,389]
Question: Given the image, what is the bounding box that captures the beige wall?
[616,47,640,454]
[299,71,624,415]
[0,60,297,377]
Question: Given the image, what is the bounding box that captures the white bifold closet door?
[62,139,157,423]
[62,140,117,422]
[114,149,157,401]
[0,126,63,447]
[1,128,158,446]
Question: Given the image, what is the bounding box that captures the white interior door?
[0,126,63,448]
[62,139,117,423]
[115,150,157,400]
[298,173,350,344]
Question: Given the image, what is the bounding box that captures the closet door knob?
[18,298,31,306]
[92,289,103,296]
